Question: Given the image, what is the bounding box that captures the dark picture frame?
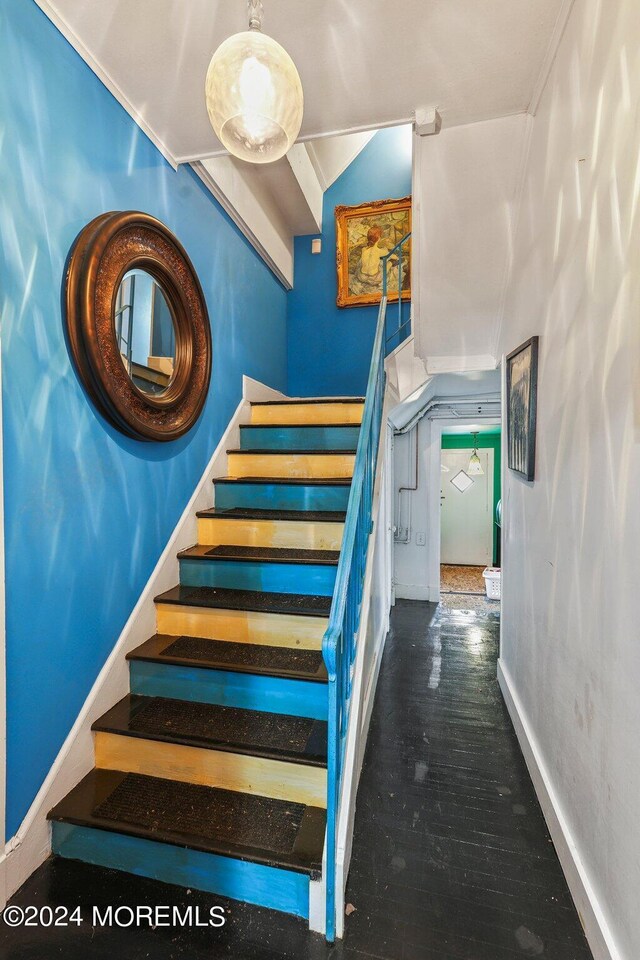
[65,211,212,442]
[506,336,539,481]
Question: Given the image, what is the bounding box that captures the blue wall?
[287,126,412,397]
[0,1,287,836]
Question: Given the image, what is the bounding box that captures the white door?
[441,449,494,565]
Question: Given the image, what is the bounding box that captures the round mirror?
[65,211,212,442]
[114,269,177,396]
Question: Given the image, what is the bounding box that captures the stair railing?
[322,232,411,941]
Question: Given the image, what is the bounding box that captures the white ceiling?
[38,0,566,166]
[306,132,376,191]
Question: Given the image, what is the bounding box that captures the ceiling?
[306,132,376,191]
[38,0,566,165]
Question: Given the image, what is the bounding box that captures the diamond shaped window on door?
[450,470,474,493]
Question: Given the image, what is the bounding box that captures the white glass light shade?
[205,30,303,164]
[467,451,484,476]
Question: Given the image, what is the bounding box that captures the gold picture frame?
[335,196,411,308]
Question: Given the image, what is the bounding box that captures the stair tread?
[241,423,360,430]
[178,544,340,565]
[49,769,325,875]
[128,634,328,682]
[251,397,364,406]
[214,476,351,486]
[92,694,327,766]
[198,507,346,522]
[228,448,356,455]
[155,584,331,618]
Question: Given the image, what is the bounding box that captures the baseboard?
[497,659,620,960]
[0,850,7,910]
[394,582,431,601]
[242,375,286,403]
[4,377,280,902]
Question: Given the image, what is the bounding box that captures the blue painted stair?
[48,398,363,923]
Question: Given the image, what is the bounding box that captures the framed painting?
[506,336,539,481]
[335,196,411,307]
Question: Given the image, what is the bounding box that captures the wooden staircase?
[48,397,364,922]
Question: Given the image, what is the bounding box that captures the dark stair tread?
[154,584,331,618]
[250,397,364,406]
[227,448,356,455]
[213,477,352,486]
[128,634,328,682]
[197,507,347,522]
[49,769,325,875]
[93,694,327,765]
[178,544,340,565]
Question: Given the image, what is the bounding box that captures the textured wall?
[499,0,640,956]
[412,113,527,371]
[0,0,287,836]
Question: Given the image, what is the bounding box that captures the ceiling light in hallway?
[205,0,304,164]
[468,432,484,475]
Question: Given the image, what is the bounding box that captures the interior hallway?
[344,600,592,959]
[0,601,592,960]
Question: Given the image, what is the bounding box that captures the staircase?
[48,397,364,923]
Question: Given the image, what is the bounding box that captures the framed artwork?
[506,336,539,481]
[335,196,411,307]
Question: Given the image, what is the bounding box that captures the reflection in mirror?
[114,270,176,395]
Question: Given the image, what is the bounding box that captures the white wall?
[412,113,528,372]
[498,0,640,957]
[393,416,434,600]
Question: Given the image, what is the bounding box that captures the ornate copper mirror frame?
[65,211,212,441]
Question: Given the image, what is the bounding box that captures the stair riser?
[52,823,310,918]
[129,661,328,720]
[240,425,360,451]
[228,452,355,480]
[214,481,350,513]
[197,517,343,551]
[95,733,327,807]
[179,558,337,596]
[251,402,363,426]
[156,604,327,649]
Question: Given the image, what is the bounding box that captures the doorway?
[439,425,501,612]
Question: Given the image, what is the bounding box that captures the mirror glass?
[114,270,177,395]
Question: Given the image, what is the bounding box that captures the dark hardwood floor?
[0,600,592,960]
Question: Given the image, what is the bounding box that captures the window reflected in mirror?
[115,270,177,395]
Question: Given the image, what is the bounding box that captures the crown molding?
[191,162,292,290]
[174,116,414,166]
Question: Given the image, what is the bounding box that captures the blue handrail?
[322,232,411,941]
[383,231,411,351]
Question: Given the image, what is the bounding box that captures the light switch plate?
[416,532,426,546]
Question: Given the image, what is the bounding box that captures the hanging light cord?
[248,0,264,30]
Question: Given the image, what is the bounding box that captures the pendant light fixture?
[468,432,484,476]
[205,0,304,164]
